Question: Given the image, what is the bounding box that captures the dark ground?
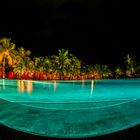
[0,124,140,140]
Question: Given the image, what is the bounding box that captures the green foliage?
[124,54,137,77]
[1,37,140,80]
[93,64,112,78]
[0,38,16,78]
[115,66,124,78]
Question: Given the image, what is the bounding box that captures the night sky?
[0,0,138,66]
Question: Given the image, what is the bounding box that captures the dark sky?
[0,0,138,66]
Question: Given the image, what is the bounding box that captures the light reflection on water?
[18,80,33,94]
[1,79,140,103]
[91,80,94,95]
[0,80,95,96]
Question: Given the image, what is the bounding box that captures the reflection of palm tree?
[26,81,33,93]
[19,80,25,93]
[0,38,15,78]
[91,80,94,95]
[18,80,33,93]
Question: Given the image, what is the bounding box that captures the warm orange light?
[54,81,57,93]
[21,81,25,93]
[18,80,21,92]
[27,81,33,94]
[82,79,84,88]
[91,80,94,95]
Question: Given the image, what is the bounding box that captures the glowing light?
[17,80,33,94]
[82,79,84,88]
[21,81,25,93]
[18,80,21,92]
[54,81,57,93]
[27,81,33,94]
[91,80,94,95]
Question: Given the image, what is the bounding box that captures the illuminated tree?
[124,54,136,77]
[0,38,15,78]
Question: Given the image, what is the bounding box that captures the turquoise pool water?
[0,79,140,138]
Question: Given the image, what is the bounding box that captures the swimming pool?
[0,79,140,138]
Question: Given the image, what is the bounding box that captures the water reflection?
[54,81,57,93]
[2,79,5,90]
[91,80,94,95]
[0,79,95,95]
[81,80,94,95]
[18,80,33,94]
[82,79,84,88]
[0,79,5,90]
[48,82,50,89]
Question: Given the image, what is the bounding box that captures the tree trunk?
[2,57,5,79]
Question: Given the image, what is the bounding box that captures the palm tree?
[13,59,26,78]
[43,56,53,72]
[13,57,34,79]
[13,47,33,79]
[33,57,45,79]
[84,65,95,79]
[68,54,81,78]
[43,56,58,79]
[18,47,31,57]
[124,54,136,77]
[115,66,124,78]
[52,49,71,79]
[93,64,112,79]
[124,54,133,66]
[0,38,16,78]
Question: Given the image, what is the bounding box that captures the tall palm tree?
[43,56,55,75]
[124,54,136,77]
[0,38,16,78]
[52,49,71,78]
[124,54,133,66]
[12,47,32,79]
[13,57,34,79]
[34,57,44,71]
[33,56,46,79]
[68,54,81,77]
